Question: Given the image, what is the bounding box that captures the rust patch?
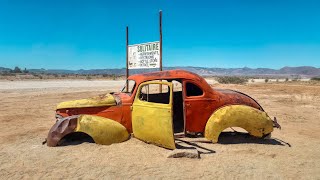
[47,115,79,147]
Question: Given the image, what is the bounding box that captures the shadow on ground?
[217,132,291,147]
[55,131,291,148]
[176,132,291,147]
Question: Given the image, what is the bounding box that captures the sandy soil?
[0,80,319,179]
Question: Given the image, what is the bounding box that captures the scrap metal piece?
[204,105,274,143]
[47,115,129,147]
[273,117,282,129]
[56,94,116,109]
[47,115,79,146]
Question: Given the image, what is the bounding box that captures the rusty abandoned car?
[46,70,280,149]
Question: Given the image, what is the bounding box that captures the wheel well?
[58,132,95,146]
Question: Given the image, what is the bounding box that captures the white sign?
[128,41,160,69]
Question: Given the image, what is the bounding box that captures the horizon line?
[1,65,319,71]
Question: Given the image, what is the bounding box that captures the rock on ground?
[167,148,200,159]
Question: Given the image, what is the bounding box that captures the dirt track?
[0,80,319,179]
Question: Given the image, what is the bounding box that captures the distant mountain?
[0,67,11,72]
[1,66,319,77]
[166,66,320,77]
[279,66,320,76]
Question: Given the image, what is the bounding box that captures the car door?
[183,80,214,133]
[132,81,175,149]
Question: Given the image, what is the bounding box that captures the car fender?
[47,115,129,146]
[204,105,274,143]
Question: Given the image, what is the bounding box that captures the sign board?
[128,41,160,69]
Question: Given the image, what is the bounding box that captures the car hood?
[56,93,117,110]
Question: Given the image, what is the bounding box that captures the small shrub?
[285,78,289,82]
[13,66,22,73]
[216,76,247,84]
[23,68,29,73]
[1,71,15,76]
[86,76,92,80]
[311,77,320,81]
[265,79,269,83]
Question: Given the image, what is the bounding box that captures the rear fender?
[204,105,274,143]
[47,115,129,146]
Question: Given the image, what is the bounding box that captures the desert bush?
[216,76,247,84]
[1,71,15,76]
[23,68,29,73]
[311,77,320,81]
[86,76,92,80]
[292,78,299,82]
[265,79,269,83]
[13,66,22,73]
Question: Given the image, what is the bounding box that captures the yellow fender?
[204,105,274,143]
[75,115,130,145]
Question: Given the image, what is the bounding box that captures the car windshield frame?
[121,79,136,96]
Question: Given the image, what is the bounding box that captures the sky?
[0,0,319,70]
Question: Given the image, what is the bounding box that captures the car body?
[47,70,279,149]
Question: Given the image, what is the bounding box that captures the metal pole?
[126,26,129,92]
[159,10,163,72]
[159,10,163,93]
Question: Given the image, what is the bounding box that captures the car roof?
[128,69,204,84]
[128,69,215,97]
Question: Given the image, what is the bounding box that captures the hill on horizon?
[1,66,320,78]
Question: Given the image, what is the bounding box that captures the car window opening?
[138,80,185,133]
[121,80,136,95]
[186,82,203,96]
[139,83,170,104]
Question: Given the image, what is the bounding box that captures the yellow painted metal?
[75,115,129,145]
[132,81,176,150]
[56,94,116,109]
[205,105,274,143]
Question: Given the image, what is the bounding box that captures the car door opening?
[138,80,185,133]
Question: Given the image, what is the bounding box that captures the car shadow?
[175,138,216,154]
[217,132,291,147]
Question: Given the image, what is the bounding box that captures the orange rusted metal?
[53,69,264,135]
[47,69,280,149]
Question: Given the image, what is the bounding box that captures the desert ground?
[0,79,319,179]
